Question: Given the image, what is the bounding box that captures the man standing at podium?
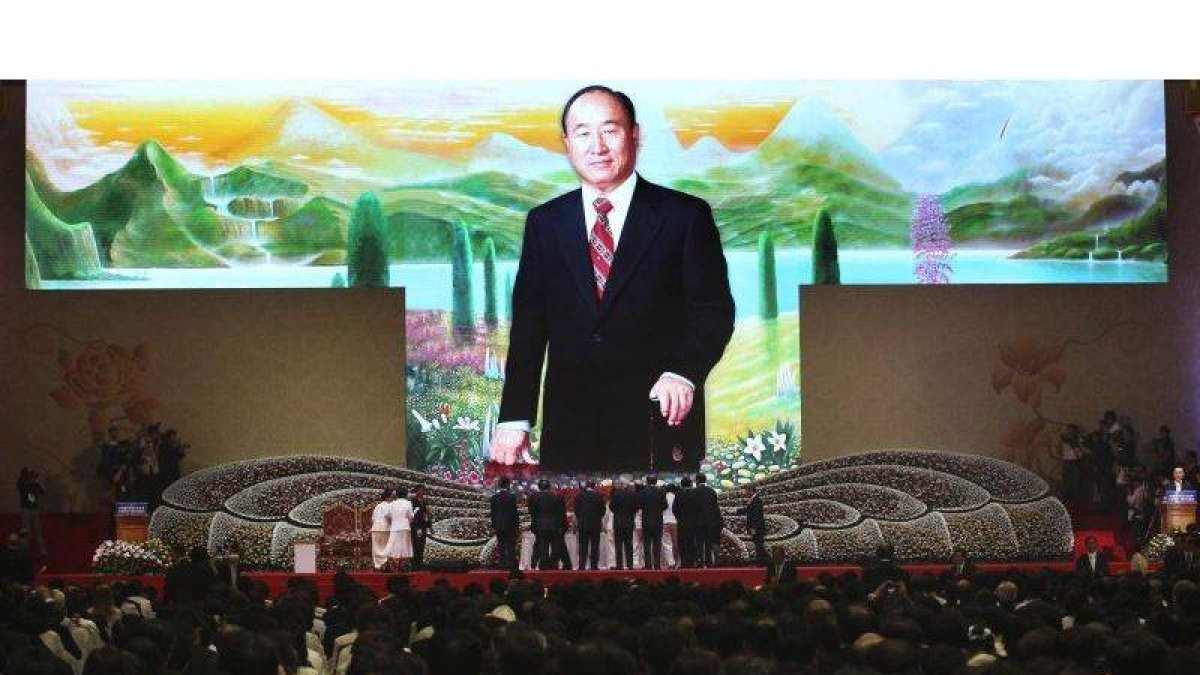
[1167,467,1195,493]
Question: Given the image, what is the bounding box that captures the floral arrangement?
[1142,533,1176,561]
[92,538,174,575]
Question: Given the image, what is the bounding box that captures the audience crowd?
[2,544,1200,675]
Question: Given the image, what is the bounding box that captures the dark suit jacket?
[1165,480,1196,493]
[412,498,432,530]
[530,490,567,532]
[693,485,723,531]
[574,489,606,532]
[639,485,669,530]
[1075,551,1110,577]
[610,488,641,530]
[490,490,519,533]
[499,175,736,471]
[673,487,696,528]
[738,494,765,536]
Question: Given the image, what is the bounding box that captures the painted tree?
[911,194,954,284]
[347,192,390,288]
[758,230,778,319]
[451,222,476,342]
[483,237,499,330]
[811,208,840,285]
[504,272,514,324]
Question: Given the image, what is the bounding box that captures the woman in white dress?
[386,487,415,570]
[370,488,394,570]
[664,486,679,569]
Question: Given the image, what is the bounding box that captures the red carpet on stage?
[39,561,1146,601]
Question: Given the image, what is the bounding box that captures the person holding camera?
[17,467,47,560]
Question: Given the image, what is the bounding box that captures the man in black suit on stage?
[489,477,519,571]
[490,84,736,473]
[673,476,697,568]
[609,480,640,570]
[529,479,569,570]
[574,480,606,570]
[693,473,723,567]
[639,474,669,569]
[1167,466,1196,494]
[737,484,767,566]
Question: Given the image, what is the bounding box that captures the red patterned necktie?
[589,197,615,299]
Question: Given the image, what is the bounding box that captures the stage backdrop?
[22,80,1167,484]
[801,284,1186,484]
[0,289,405,511]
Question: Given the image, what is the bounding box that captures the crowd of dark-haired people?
[3,537,1200,675]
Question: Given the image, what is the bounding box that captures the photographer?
[16,467,47,560]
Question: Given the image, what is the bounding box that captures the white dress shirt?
[497,173,693,433]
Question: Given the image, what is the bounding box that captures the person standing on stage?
[639,474,669,570]
[673,476,696,568]
[663,484,679,569]
[529,479,569,570]
[489,477,519,571]
[386,487,415,571]
[369,488,394,570]
[573,479,606,570]
[411,486,432,571]
[693,473,723,567]
[609,480,640,570]
[16,467,46,562]
[737,484,767,566]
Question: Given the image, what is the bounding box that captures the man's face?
[562,91,640,193]
[1175,468,1185,482]
[1086,538,1098,553]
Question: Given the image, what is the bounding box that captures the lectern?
[114,501,149,543]
[1161,490,1197,533]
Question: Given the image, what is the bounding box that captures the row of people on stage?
[368,487,432,571]
[488,473,760,571]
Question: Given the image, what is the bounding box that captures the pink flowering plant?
[92,538,174,575]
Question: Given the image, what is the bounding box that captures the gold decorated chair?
[319,501,368,569]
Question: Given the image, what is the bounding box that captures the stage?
[38,560,1144,599]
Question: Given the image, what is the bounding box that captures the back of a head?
[668,648,719,675]
[716,655,772,675]
[639,617,685,675]
[1106,629,1168,675]
[499,622,548,675]
[81,646,141,675]
[213,629,280,675]
[5,645,73,675]
[562,641,638,675]
[866,637,918,674]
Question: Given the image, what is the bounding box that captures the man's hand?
[650,374,694,426]
[490,427,535,465]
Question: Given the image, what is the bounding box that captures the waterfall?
[1117,250,1123,262]
[269,199,275,219]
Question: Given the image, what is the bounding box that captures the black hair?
[560,85,637,134]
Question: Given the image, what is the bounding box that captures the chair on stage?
[319,501,368,570]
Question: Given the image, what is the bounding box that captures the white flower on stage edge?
[744,435,765,463]
[453,417,480,431]
[768,431,788,454]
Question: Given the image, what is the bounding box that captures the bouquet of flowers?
[92,538,175,575]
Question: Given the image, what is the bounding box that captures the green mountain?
[945,192,1077,242]
[24,234,41,288]
[1014,187,1166,261]
[261,196,349,259]
[25,169,103,279]
[214,166,308,198]
[31,141,226,267]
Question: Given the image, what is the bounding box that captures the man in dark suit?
[411,486,432,571]
[1074,536,1110,578]
[490,84,736,473]
[529,479,569,570]
[489,477,519,571]
[609,481,640,570]
[693,473,723,567]
[673,476,697,568]
[1167,467,1196,494]
[574,480,606,570]
[639,474,669,569]
[737,485,767,566]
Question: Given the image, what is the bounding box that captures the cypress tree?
[451,222,476,342]
[812,208,840,285]
[483,237,498,330]
[504,272,514,324]
[758,230,778,319]
[347,192,390,288]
